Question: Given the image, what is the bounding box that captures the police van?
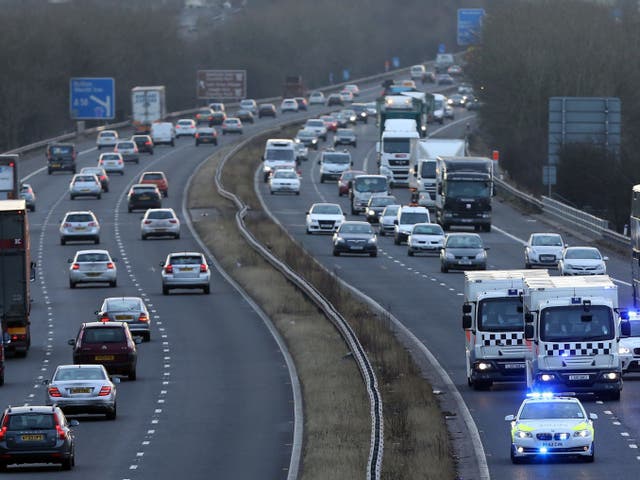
[262,139,297,182]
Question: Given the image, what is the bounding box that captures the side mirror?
[524,312,534,323]
[69,420,80,427]
[462,304,472,314]
[484,247,490,251]
[589,413,598,421]
[318,160,321,165]
[94,310,100,315]
[524,324,534,340]
[111,377,121,384]
[159,262,165,267]
[67,339,76,346]
[42,379,50,385]
[112,258,118,262]
[621,320,631,337]
[504,414,515,422]
[393,220,398,225]
[261,156,264,162]
[134,336,143,344]
[462,314,472,330]
[603,256,609,261]
[351,161,354,166]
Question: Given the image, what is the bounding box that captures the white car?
[60,210,100,245]
[98,152,124,175]
[161,252,211,295]
[305,203,345,234]
[525,233,566,268]
[407,223,444,256]
[505,393,596,463]
[141,208,180,240]
[339,90,354,103]
[175,119,197,137]
[239,99,258,115]
[343,84,360,97]
[280,98,299,113]
[69,174,102,200]
[68,249,117,288]
[304,119,328,141]
[308,91,325,105]
[96,130,119,149]
[379,205,401,237]
[221,117,243,134]
[269,168,300,195]
[619,314,640,374]
[150,122,176,146]
[558,246,607,275]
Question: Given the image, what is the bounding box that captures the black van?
[46,143,77,174]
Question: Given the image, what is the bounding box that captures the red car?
[321,115,338,132]
[338,170,366,196]
[139,171,169,197]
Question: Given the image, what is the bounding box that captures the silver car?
[440,233,488,272]
[19,183,36,211]
[141,208,180,240]
[524,233,566,268]
[69,174,102,200]
[68,249,117,288]
[98,152,124,175]
[378,205,400,236]
[60,210,100,245]
[113,140,139,164]
[96,297,151,342]
[44,364,118,419]
[96,130,119,149]
[161,252,211,295]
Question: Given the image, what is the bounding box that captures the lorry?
[283,75,305,98]
[434,156,493,231]
[523,275,625,400]
[0,200,32,358]
[409,139,467,208]
[378,119,419,186]
[131,86,167,134]
[435,53,455,73]
[0,155,19,200]
[376,95,430,139]
[462,269,550,390]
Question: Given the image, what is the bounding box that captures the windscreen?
[445,180,491,198]
[399,212,429,225]
[519,402,584,420]
[413,224,442,235]
[383,138,411,154]
[540,305,614,342]
[420,162,436,178]
[54,367,106,381]
[477,297,523,332]
[434,100,444,110]
[312,205,341,215]
[83,327,126,344]
[323,154,350,165]
[354,177,387,193]
[340,223,372,234]
[565,249,601,260]
[265,149,295,162]
[531,235,563,246]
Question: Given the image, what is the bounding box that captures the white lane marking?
[427,115,477,138]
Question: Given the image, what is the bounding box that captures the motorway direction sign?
[197,70,246,100]
[457,8,485,46]
[70,77,115,120]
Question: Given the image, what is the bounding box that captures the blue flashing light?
[508,288,518,296]
[571,297,582,304]
[628,310,640,320]
[526,391,554,399]
[561,351,570,357]
[539,447,548,454]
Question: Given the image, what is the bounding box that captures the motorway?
[257,100,640,478]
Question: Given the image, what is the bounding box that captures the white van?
[262,139,297,182]
[151,122,176,147]
[410,64,426,82]
[394,206,430,245]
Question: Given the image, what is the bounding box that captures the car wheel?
[525,262,531,269]
[97,145,102,150]
[320,175,325,183]
[150,150,154,155]
[270,190,274,195]
[162,286,169,295]
[175,233,180,240]
[110,280,117,288]
[47,169,52,175]
[333,250,340,257]
[440,264,449,273]
[60,237,66,245]
[370,251,377,257]
[379,230,385,237]
[394,236,400,245]
[353,143,357,148]
[141,234,147,240]
[203,285,210,295]
[171,140,175,147]
[295,191,300,196]
[94,236,100,245]
[97,193,102,200]
[608,390,621,401]
[408,249,414,257]
[69,280,76,289]
[0,373,4,386]
[128,369,137,381]
[144,332,151,342]
[106,404,117,420]
[30,205,35,212]
[61,456,73,471]
[135,159,139,164]
[351,206,357,215]
[120,172,124,176]
[70,195,75,200]
[128,207,132,213]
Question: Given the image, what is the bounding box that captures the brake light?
[195,133,200,138]
[200,263,208,273]
[165,264,173,274]
[72,263,80,270]
[100,316,110,322]
[138,314,149,323]
[0,416,8,441]
[54,416,66,440]
[88,222,97,227]
[145,141,151,145]
[63,223,71,228]
[169,219,177,224]
[48,387,62,398]
[106,262,115,269]
[98,386,112,396]
[144,220,152,224]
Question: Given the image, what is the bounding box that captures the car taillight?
[98,386,112,396]
[144,220,152,224]
[72,263,80,270]
[138,314,149,323]
[106,262,115,269]
[169,219,177,224]
[195,133,200,138]
[88,222,97,227]
[63,223,71,228]
[145,141,151,145]
[55,424,67,440]
[0,416,8,441]
[200,263,208,273]
[100,315,110,322]
[165,265,173,274]
[48,387,62,398]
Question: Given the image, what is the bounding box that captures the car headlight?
[619,346,631,355]
[335,237,345,244]
[368,210,376,216]
[445,252,455,259]
[312,139,317,144]
[367,237,377,244]
[574,429,591,438]
[601,372,619,381]
[475,252,486,260]
[294,138,300,143]
[515,430,532,439]
[538,373,556,382]
[475,361,492,370]
[264,165,272,172]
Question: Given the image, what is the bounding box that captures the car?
[44,364,118,419]
[558,246,607,276]
[280,98,299,113]
[337,169,366,196]
[175,118,197,137]
[407,223,445,256]
[68,322,139,380]
[294,97,308,111]
[304,119,328,141]
[308,91,326,105]
[69,174,102,200]
[151,122,176,146]
[141,208,180,240]
[447,64,463,76]
[269,168,300,195]
[458,83,474,95]
[410,65,427,82]
[68,249,117,288]
[447,93,467,107]
[96,130,118,149]
[0,405,78,470]
[440,233,488,272]
[96,296,151,342]
[195,126,218,146]
[59,210,100,245]
[131,134,154,154]
[339,90,354,103]
[394,206,430,244]
[127,184,162,212]
[341,109,357,124]
[524,233,566,269]
[160,251,211,295]
[444,103,455,119]
[326,93,343,107]
[351,103,369,123]
[466,97,483,110]
[436,74,455,85]
[295,129,320,150]
[98,152,125,175]
[239,99,258,115]
[18,184,36,211]
[211,110,227,125]
[306,203,345,234]
[258,103,277,118]
[334,128,357,147]
[139,171,168,197]
[424,70,437,83]
[113,140,139,164]
[221,117,243,134]
[332,221,377,257]
[195,108,214,125]
[320,114,338,132]
[235,109,255,124]
[294,142,308,162]
[365,196,397,224]
[378,205,401,236]
[319,149,352,183]
[208,102,226,113]
[80,167,109,192]
[619,313,640,374]
[343,84,360,97]
[505,393,596,464]
[46,143,77,175]
[334,111,350,128]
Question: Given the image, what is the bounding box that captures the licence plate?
[181,267,193,271]
[350,246,364,250]
[86,272,101,277]
[7,327,26,335]
[71,387,92,394]
[459,259,472,265]
[542,442,563,447]
[139,195,150,200]
[115,315,132,321]
[504,363,525,369]
[21,434,43,441]
[51,163,60,167]
[95,355,114,361]
[569,374,590,380]
[75,226,86,230]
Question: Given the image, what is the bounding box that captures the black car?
[131,135,154,154]
[332,221,378,257]
[46,143,77,175]
[0,405,78,470]
[258,104,277,118]
[211,111,226,125]
[195,127,218,146]
[294,97,308,111]
[326,94,343,107]
[351,103,369,123]
[127,184,162,212]
[365,195,397,223]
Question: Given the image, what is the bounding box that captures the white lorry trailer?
[377,118,419,186]
[131,86,167,134]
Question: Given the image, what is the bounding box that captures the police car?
[505,393,596,463]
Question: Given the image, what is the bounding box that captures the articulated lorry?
[0,155,19,201]
[462,269,549,390]
[0,200,32,357]
[435,156,493,231]
[131,86,167,134]
[523,275,625,400]
[378,118,419,187]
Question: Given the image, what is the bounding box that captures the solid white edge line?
[182,150,303,480]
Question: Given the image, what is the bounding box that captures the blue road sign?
[438,43,446,54]
[70,77,115,120]
[457,8,485,46]
[392,57,400,68]
[343,69,350,81]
